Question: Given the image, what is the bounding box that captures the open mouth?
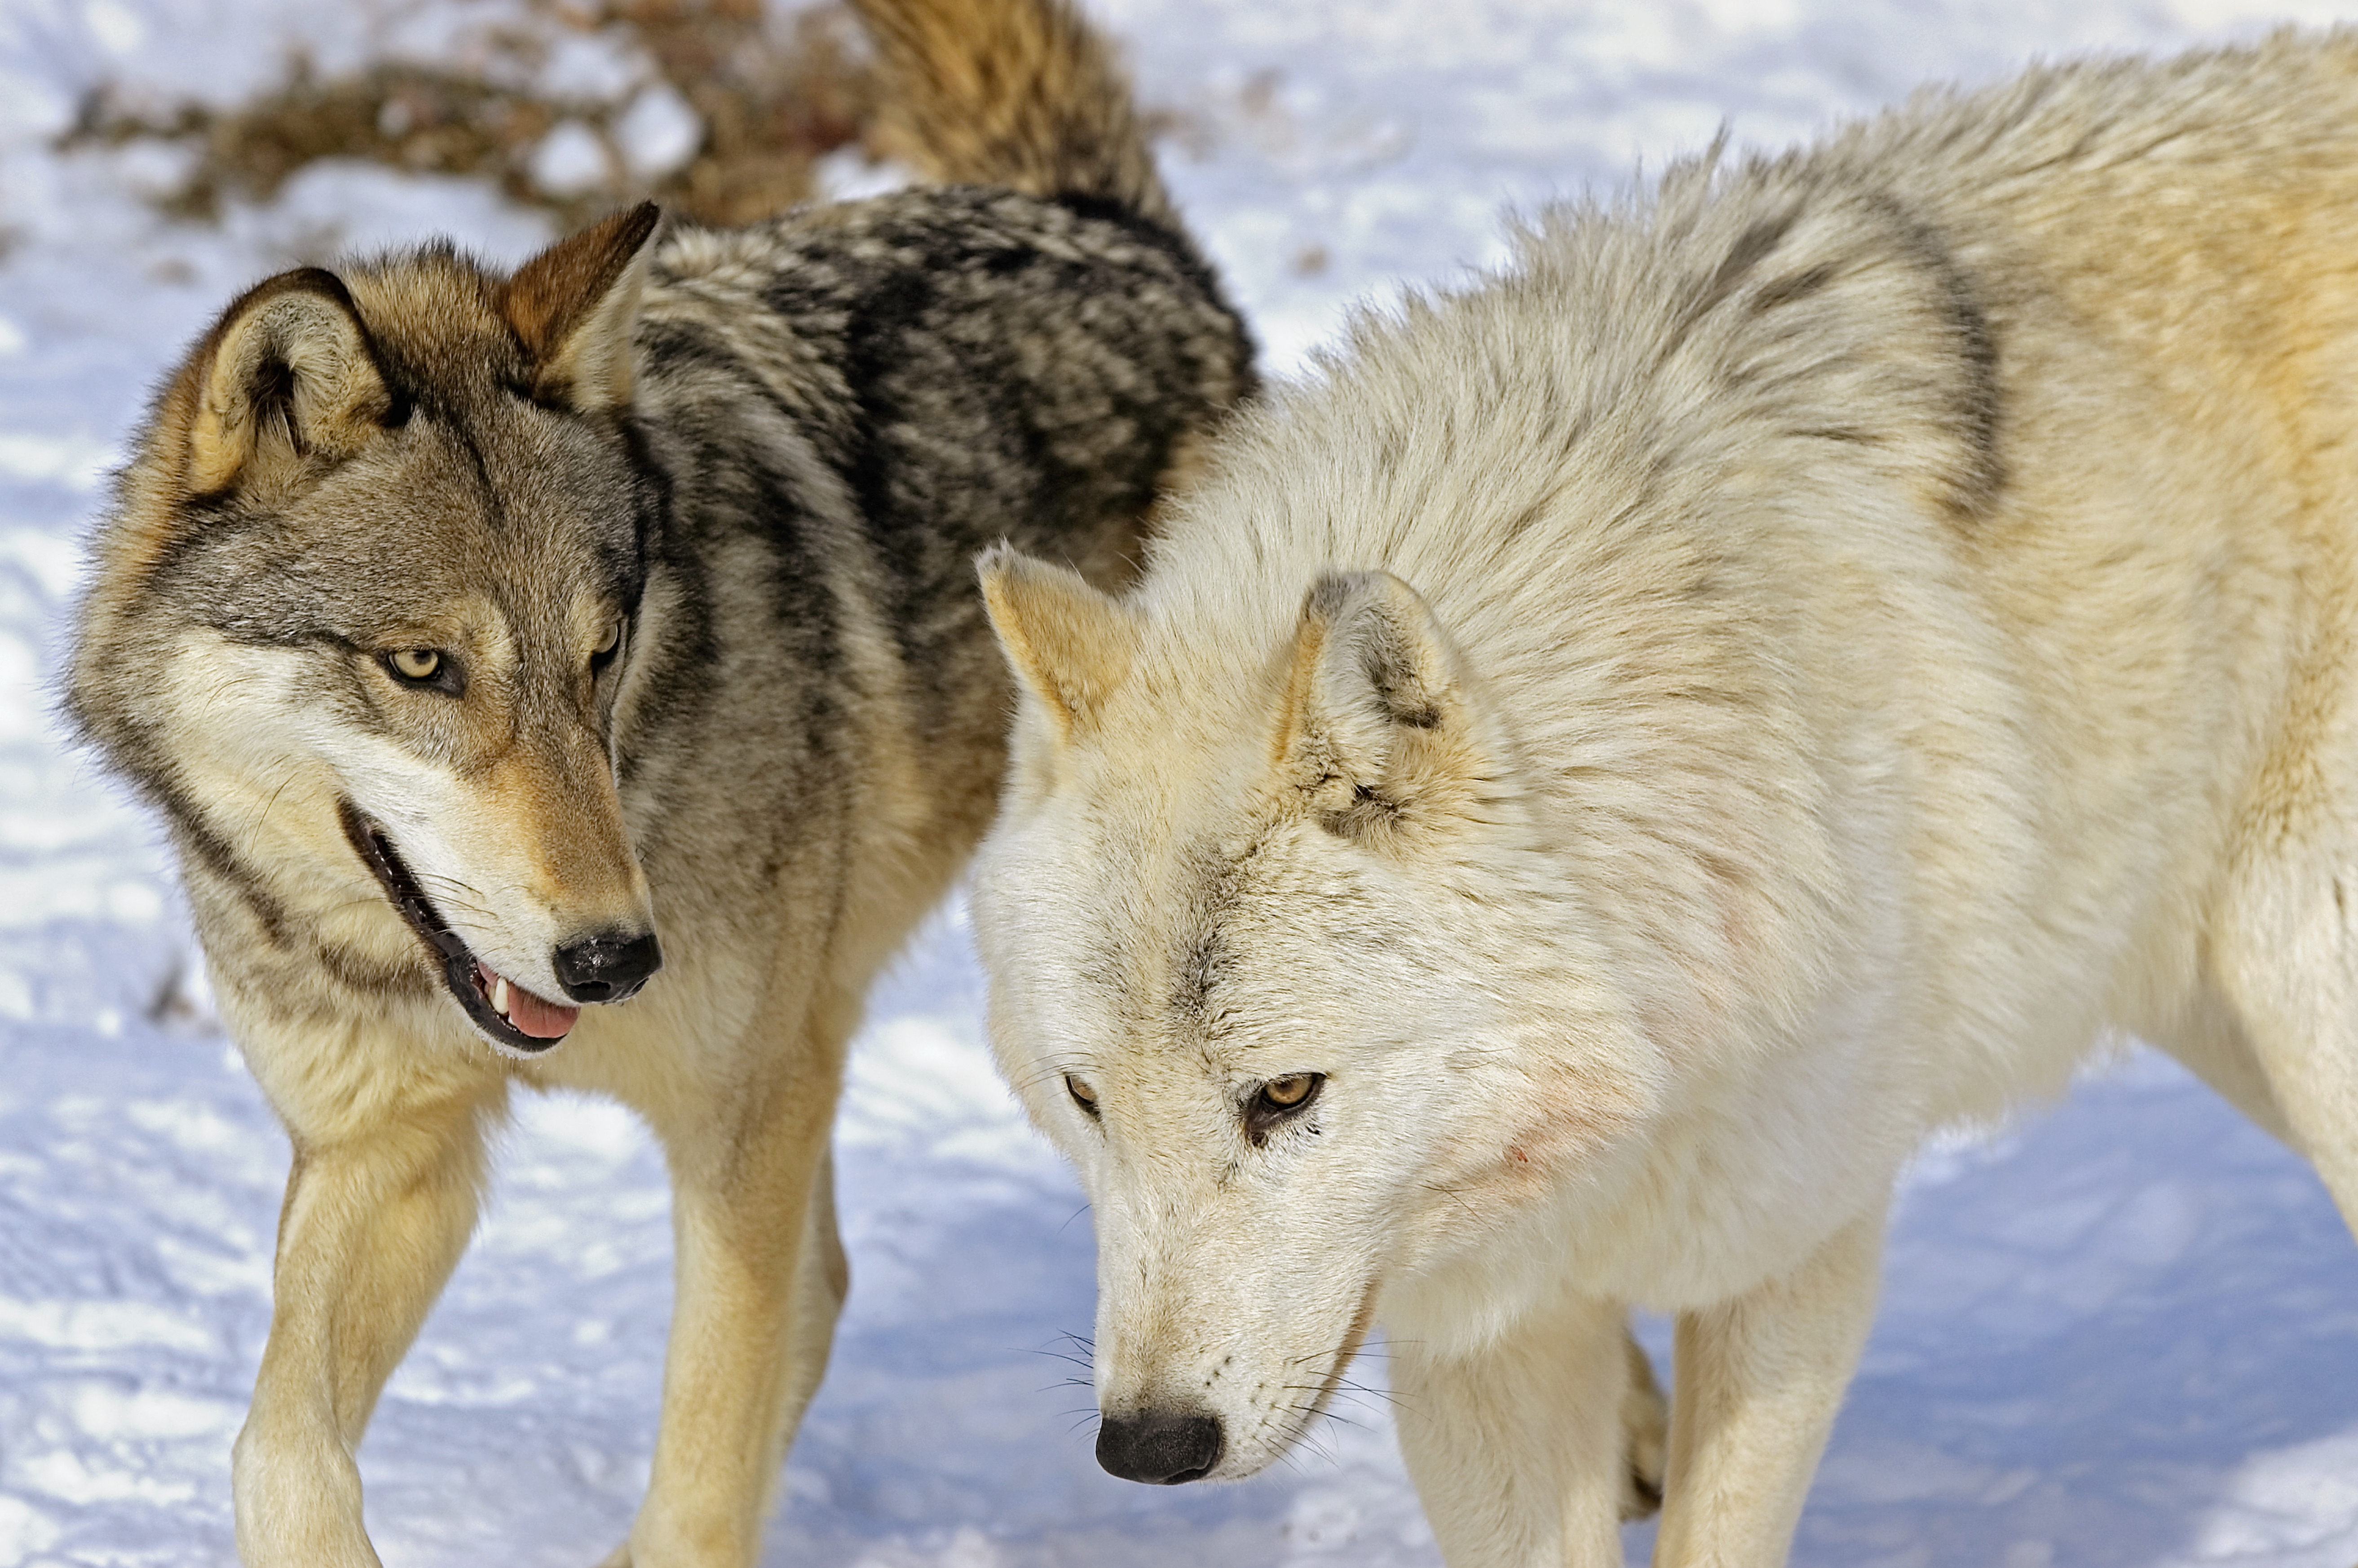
[337,799,581,1054]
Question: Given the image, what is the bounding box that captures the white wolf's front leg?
[1392,1291,1649,1566]
[617,1063,847,1568]
[1651,1206,1886,1568]
[233,1092,499,1568]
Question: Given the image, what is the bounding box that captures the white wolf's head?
[971,548,1668,1484]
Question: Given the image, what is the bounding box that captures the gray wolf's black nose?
[1095,1410,1222,1484]
[553,928,662,1003]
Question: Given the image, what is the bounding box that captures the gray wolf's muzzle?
[338,800,660,1054]
[553,928,662,1003]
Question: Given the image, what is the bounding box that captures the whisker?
[1023,1344,1095,1371]
[247,769,304,838]
[1420,1180,1482,1219]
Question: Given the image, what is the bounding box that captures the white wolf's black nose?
[553,928,662,1003]
[1095,1410,1222,1484]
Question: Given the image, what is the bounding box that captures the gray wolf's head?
[971,548,1663,1483]
[71,205,671,1056]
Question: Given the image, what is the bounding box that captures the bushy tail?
[846,0,1179,231]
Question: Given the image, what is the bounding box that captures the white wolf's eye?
[1244,1073,1325,1146]
[1064,1073,1100,1119]
[390,648,440,680]
[1261,1074,1317,1109]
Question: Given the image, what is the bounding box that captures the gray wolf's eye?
[381,647,463,696]
[1064,1073,1101,1118]
[591,618,625,672]
[1245,1073,1324,1145]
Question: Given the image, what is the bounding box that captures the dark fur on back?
[611,185,1252,922]
[69,184,1251,1009]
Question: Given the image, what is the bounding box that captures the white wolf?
[967,30,2358,1566]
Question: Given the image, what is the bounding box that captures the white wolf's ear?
[979,543,1138,741]
[1283,570,1493,842]
[501,201,660,412]
[188,269,393,496]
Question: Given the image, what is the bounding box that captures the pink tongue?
[507,982,581,1039]
[476,961,581,1039]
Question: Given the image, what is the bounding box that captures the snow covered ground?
[4,0,2358,1563]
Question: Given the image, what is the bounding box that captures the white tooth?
[492,976,510,1017]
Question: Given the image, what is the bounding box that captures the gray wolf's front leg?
[233,1087,500,1568]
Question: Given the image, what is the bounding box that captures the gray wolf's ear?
[979,543,1137,740]
[189,268,393,497]
[501,201,661,412]
[1284,570,1489,840]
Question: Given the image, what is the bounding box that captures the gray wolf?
[63,0,1251,1559]
[967,29,2358,1565]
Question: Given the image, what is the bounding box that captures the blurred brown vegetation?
[62,0,879,231]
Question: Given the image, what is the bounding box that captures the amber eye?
[1260,1074,1317,1109]
[1244,1072,1324,1146]
[1064,1073,1101,1118]
[379,646,464,697]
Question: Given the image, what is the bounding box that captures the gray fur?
[61,0,1253,1555]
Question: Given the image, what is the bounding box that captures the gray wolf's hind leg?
[608,1025,849,1568]
[596,1147,845,1568]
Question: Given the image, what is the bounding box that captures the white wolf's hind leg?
[1650,1205,1884,1568]
[1391,1291,1640,1567]
[2208,852,2358,1238]
[2151,981,2296,1148]
[234,1087,500,1568]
